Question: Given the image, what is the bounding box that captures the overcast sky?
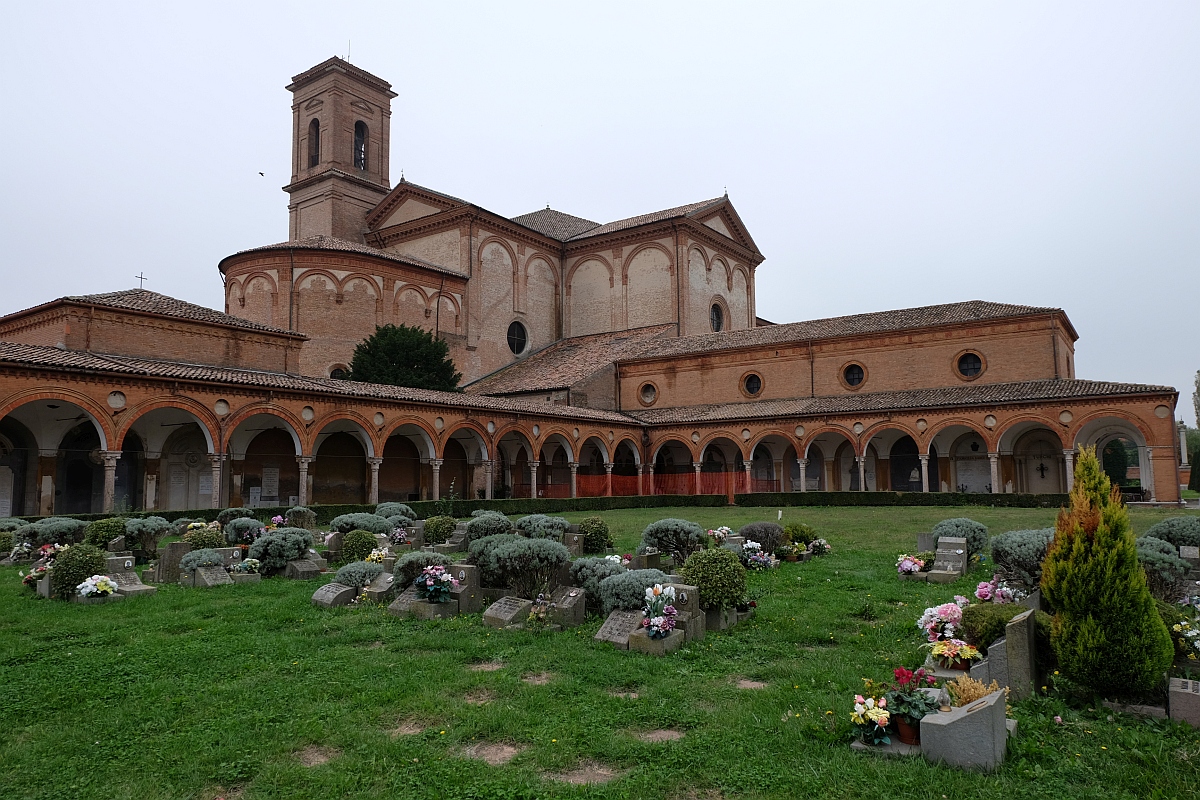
[3,2,1197,423]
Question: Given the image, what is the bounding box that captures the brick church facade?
[0,57,1187,517]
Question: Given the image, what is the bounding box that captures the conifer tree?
[347,324,462,392]
[1040,446,1173,698]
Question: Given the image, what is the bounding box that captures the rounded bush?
[423,515,456,545]
[598,568,669,614]
[471,508,498,517]
[932,517,989,557]
[0,531,13,555]
[170,517,205,537]
[182,525,226,551]
[466,512,512,542]
[50,543,106,599]
[1144,517,1200,549]
[124,517,171,554]
[84,518,127,549]
[738,522,785,553]
[679,548,747,611]
[329,513,393,536]
[375,502,416,522]
[961,602,1025,654]
[467,533,522,587]
[342,529,378,563]
[490,537,571,599]
[285,506,317,530]
[393,551,452,587]
[639,518,705,566]
[224,517,265,545]
[385,514,413,530]
[991,529,1054,587]
[783,522,816,545]
[179,548,226,573]
[578,516,612,553]
[247,528,316,574]
[515,514,570,540]
[334,560,385,588]
[569,557,625,613]
[0,518,29,534]
[1137,535,1191,601]
[217,508,256,527]
[28,517,88,546]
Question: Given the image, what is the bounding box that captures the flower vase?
[894,716,920,745]
[784,554,798,562]
[937,658,970,671]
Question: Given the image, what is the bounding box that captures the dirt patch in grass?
[365,640,385,649]
[636,729,685,743]
[468,661,505,672]
[609,690,639,699]
[389,718,428,736]
[461,742,525,766]
[200,787,244,800]
[464,688,497,705]
[736,679,768,690]
[543,760,624,785]
[296,745,340,766]
[522,672,553,685]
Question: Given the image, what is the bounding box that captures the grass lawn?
[2,505,1199,800]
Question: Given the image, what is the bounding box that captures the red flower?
[893,667,913,687]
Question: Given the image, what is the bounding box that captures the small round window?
[743,373,762,396]
[507,321,527,355]
[639,383,657,405]
[957,352,983,378]
[843,364,865,387]
[710,304,724,332]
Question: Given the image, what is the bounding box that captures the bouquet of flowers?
[641,584,678,639]
[365,548,388,564]
[37,543,68,565]
[9,541,34,561]
[925,638,981,668]
[604,553,633,567]
[707,526,732,546]
[270,515,285,526]
[896,554,925,575]
[975,575,1026,605]
[527,592,558,632]
[808,538,831,556]
[850,694,891,745]
[414,564,459,603]
[186,522,208,532]
[882,666,940,722]
[231,558,260,574]
[389,527,409,547]
[77,574,118,598]
[20,565,48,588]
[746,550,774,570]
[916,596,969,641]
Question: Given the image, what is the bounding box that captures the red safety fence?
[652,471,694,495]
[536,483,571,499]
[511,483,532,499]
[611,474,640,496]
[577,474,607,497]
[750,478,779,494]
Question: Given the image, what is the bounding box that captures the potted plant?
[807,538,831,557]
[74,574,122,605]
[925,638,981,670]
[882,667,939,744]
[525,592,560,633]
[896,553,925,580]
[775,543,799,562]
[916,596,970,641]
[628,583,684,656]
[742,540,775,570]
[849,694,891,746]
[230,558,261,584]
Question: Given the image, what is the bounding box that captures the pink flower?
[975,581,993,601]
[1054,715,1063,724]
[854,694,864,704]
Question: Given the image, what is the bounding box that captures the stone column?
[1063,449,1075,492]
[919,454,930,493]
[431,458,443,501]
[856,456,866,492]
[744,461,753,494]
[988,453,1000,494]
[825,458,836,492]
[143,452,161,511]
[693,463,702,495]
[569,462,578,498]
[296,456,314,506]
[648,465,655,495]
[1145,447,1157,501]
[1181,421,1190,466]
[101,451,121,513]
[798,458,808,492]
[484,460,493,500]
[366,457,383,505]
[638,463,645,495]
[528,460,539,499]
[229,454,245,507]
[37,450,57,516]
[774,459,785,492]
[208,454,224,509]
[604,462,613,497]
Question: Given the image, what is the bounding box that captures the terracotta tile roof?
[390,177,470,207]
[220,235,463,277]
[566,198,725,241]
[510,208,601,241]
[626,300,1065,361]
[465,325,677,395]
[626,379,1175,424]
[0,341,635,424]
[51,289,305,337]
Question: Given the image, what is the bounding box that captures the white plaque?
[0,465,12,517]
[249,487,262,507]
[261,467,280,499]
[198,472,213,496]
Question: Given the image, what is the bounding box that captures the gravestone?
[412,598,459,620]
[705,606,738,631]
[386,585,420,618]
[312,582,357,608]
[666,584,700,616]
[213,547,242,567]
[726,536,745,549]
[928,536,968,583]
[107,535,126,553]
[1179,545,1200,567]
[285,559,320,580]
[483,596,532,629]
[630,551,661,571]
[628,627,685,656]
[916,532,936,553]
[594,609,644,650]
[324,531,344,561]
[921,689,1010,771]
[666,584,704,641]
[304,548,328,570]
[364,571,398,603]
[1018,588,1044,612]
[181,566,234,588]
[450,563,483,613]
[1169,678,1200,728]
[105,555,157,597]
[36,573,53,599]
[1004,609,1037,701]
[156,541,192,583]
[564,531,585,558]
[405,526,425,548]
[549,586,586,627]
[374,534,391,552]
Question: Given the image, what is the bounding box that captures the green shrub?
[50,543,106,599]
[182,524,226,551]
[246,528,315,574]
[1041,448,1173,698]
[342,530,378,563]
[393,551,452,587]
[0,518,29,534]
[961,603,1025,654]
[738,522,785,553]
[1144,517,1200,549]
[375,502,416,522]
[179,548,226,573]
[0,530,12,554]
[422,515,456,545]
[83,518,127,549]
[569,557,625,614]
[932,517,989,557]
[285,506,317,530]
[991,528,1054,587]
[28,517,88,546]
[783,522,817,545]
[490,537,571,598]
[466,533,522,587]
[334,560,384,588]
[1157,600,1194,660]
[224,517,265,545]
[639,518,706,566]
[515,514,570,540]
[170,517,205,537]
[466,511,511,542]
[217,508,256,526]
[597,568,670,614]
[1136,536,1191,601]
[124,516,170,555]
[471,508,497,517]
[680,548,747,611]
[329,513,393,536]
[578,516,613,553]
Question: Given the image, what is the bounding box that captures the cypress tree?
[1040,446,1173,698]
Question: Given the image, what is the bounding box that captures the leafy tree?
[347,324,461,391]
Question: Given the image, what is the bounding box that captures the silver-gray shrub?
[0,518,30,534]
[375,502,416,523]
[393,551,452,587]
[738,522,785,553]
[247,528,316,573]
[179,548,226,573]
[569,557,626,614]
[466,512,512,542]
[932,517,989,557]
[224,517,265,544]
[26,517,88,545]
[1136,535,1191,601]
[515,514,570,540]
[124,516,171,551]
[217,507,256,526]
[639,518,706,566]
[329,513,393,536]
[286,506,317,530]
[490,537,571,598]
[467,533,522,586]
[990,529,1054,588]
[385,514,413,530]
[598,568,669,614]
[334,560,385,588]
[1144,517,1200,549]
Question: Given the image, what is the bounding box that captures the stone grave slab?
[552,562,572,589]
[916,532,936,553]
[213,547,243,567]
[285,559,321,580]
[1169,678,1200,728]
[726,536,745,548]
[450,563,483,613]
[107,535,126,553]
[1018,588,1043,612]
[1179,545,1200,567]
[106,555,137,575]
[364,571,398,603]
[921,689,1009,771]
[304,548,328,570]
[564,531,585,558]
[595,609,644,650]
[324,531,344,561]
[412,598,459,620]
[374,534,391,552]
[156,541,192,583]
[705,606,738,631]
[312,582,357,608]
[405,526,425,548]
[106,557,156,597]
[181,566,234,588]
[483,596,533,629]
[629,551,661,571]
[549,586,586,627]
[433,541,465,555]
[1004,609,1037,701]
[36,574,53,599]
[386,586,421,618]
[628,627,685,656]
[676,612,705,642]
[666,583,699,616]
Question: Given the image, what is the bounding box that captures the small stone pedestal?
[412,598,459,620]
[285,559,321,580]
[386,586,420,618]
[628,627,685,656]
[364,572,398,603]
[1169,678,1200,728]
[898,573,928,582]
[230,572,261,584]
[70,593,125,605]
[594,609,644,650]
[705,606,738,631]
[920,689,1010,771]
[483,596,532,628]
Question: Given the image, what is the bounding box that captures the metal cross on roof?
[135,272,148,289]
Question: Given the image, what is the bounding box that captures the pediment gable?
[366,180,467,231]
[691,200,760,256]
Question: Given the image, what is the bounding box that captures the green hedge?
[734,491,1070,508]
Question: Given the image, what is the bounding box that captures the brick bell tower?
[283,57,397,242]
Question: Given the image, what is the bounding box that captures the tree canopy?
[347,324,462,391]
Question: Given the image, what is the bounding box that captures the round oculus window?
[743,373,762,396]
[507,321,527,354]
[843,364,865,387]
[639,383,657,404]
[710,303,724,332]
[957,352,983,378]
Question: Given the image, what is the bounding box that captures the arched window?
[307,119,320,168]
[353,121,368,170]
[710,303,724,332]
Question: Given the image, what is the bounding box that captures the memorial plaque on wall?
[0,465,12,517]
[261,467,280,500]
[198,472,213,497]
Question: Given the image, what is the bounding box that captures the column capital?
[988,452,999,460]
[101,451,122,466]
[296,456,315,466]
[797,458,808,467]
[483,460,494,472]
[529,460,540,468]
[366,457,384,467]
[208,453,226,465]
[430,458,444,468]
[1063,449,1076,458]
[918,454,929,462]
[569,462,578,472]
[604,462,614,473]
